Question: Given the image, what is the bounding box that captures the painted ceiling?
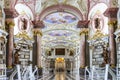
[44,12,78,24]
[10,0,119,48]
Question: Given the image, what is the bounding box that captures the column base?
[79,68,85,75]
[7,68,13,77]
[38,67,43,76]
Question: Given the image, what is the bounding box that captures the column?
[108,20,117,66]
[79,28,89,68]
[33,28,42,68]
[77,20,89,68]
[5,19,15,68]
[104,8,118,66]
[4,8,18,68]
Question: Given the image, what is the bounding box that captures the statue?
[94,18,101,29]
[14,49,20,65]
[101,47,110,67]
[18,16,28,32]
[20,18,27,30]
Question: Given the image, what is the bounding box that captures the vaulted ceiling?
[5,0,119,48]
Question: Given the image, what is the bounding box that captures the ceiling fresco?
[44,12,77,24]
[12,0,115,48]
[48,30,73,37]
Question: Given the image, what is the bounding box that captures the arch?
[39,4,83,20]
[88,3,108,34]
[15,3,34,20]
[88,3,108,19]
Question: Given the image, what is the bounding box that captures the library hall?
[0,0,120,80]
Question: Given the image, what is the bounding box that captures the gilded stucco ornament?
[15,31,32,40]
[108,20,117,28]
[5,19,15,28]
[89,29,108,40]
[79,28,89,35]
[33,29,43,36]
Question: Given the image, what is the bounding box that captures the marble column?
[4,8,18,68]
[33,29,42,68]
[5,19,15,68]
[108,20,117,66]
[79,28,89,68]
[77,20,89,68]
[104,8,118,66]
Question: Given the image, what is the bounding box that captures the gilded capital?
[5,19,15,28]
[108,20,117,28]
[33,29,43,36]
[79,28,89,35]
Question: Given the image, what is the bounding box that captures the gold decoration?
[79,28,89,35]
[5,20,15,28]
[89,29,108,40]
[56,58,65,62]
[33,29,42,36]
[110,64,115,68]
[9,22,15,27]
[80,65,85,68]
[38,66,42,69]
[89,45,94,49]
[15,31,32,40]
[108,20,117,27]
[7,66,12,69]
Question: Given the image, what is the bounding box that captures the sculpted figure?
[20,18,27,30]
[94,18,101,29]
[14,49,20,65]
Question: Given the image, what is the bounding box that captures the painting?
[44,12,77,24]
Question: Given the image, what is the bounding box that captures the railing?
[116,65,120,80]
[0,64,7,80]
[9,69,17,80]
[16,65,21,80]
[108,67,116,80]
[84,64,116,80]
[28,66,38,80]
[9,65,22,80]
[9,65,39,80]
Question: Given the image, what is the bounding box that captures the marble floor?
[39,72,82,80]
